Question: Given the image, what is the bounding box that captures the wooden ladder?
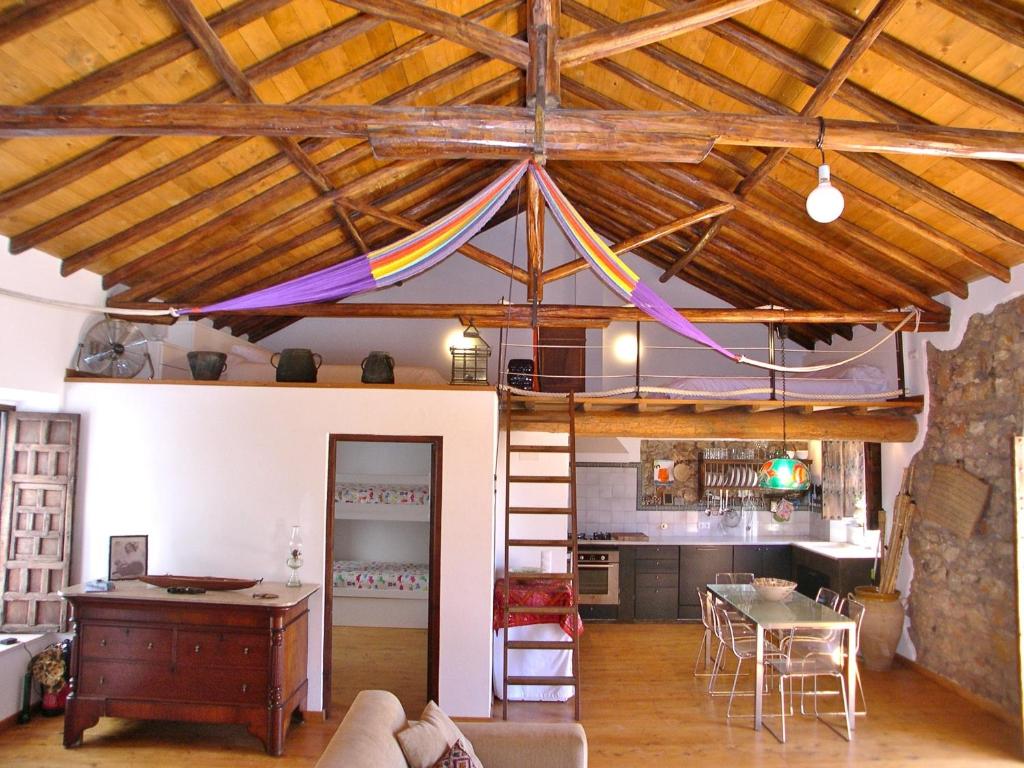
[501,392,581,721]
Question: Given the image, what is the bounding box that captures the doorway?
[323,435,442,718]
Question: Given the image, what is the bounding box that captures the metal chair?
[694,586,720,678]
[815,586,845,613]
[763,633,852,743]
[715,572,755,584]
[709,603,780,716]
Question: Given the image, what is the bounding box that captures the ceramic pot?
[853,586,905,671]
[271,349,322,382]
[187,351,227,381]
[361,351,395,384]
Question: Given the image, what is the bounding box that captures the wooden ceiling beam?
[778,0,1024,122]
[678,21,1017,279]
[659,0,907,281]
[559,82,902,319]
[705,151,968,299]
[643,162,949,315]
[541,203,733,284]
[577,33,1012,284]
[0,0,97,47]
[0,0,513,217]
[556,0,769,68]
[553,163,857,340]
[527,0,561,108]
[196,163,507,305]
[106,300,946,329]
[329,0,530,67]
[707,17,1024,202]
[561,81,958,313]
[86,55,516,286]
[163,0,360,249]
[928,0,1024,51]
[114,73,522,300]
[3,104,1022,161]
[0,1,372,214]
[561,191,832,347]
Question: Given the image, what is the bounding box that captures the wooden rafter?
[556,0,770,68]
[556,1,1013,284]
[659,0,907,281]
[330,0,530,66]
[163,0,365,251]
[2,104,1021,162]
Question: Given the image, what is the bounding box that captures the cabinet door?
[732,546,761,576]
[635,587,678,620]
[761,546,792,580]
[679,545,732,607]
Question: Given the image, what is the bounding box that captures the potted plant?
[31,642,70,716]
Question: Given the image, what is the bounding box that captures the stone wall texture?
[908,294,1024,716]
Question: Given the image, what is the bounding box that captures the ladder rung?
[506,675,578,686]
[506,640,576,650]
[509,445,571,453]
[507,572,574,581]
[508,605,574,615]
[508,506,574,515]
[509,475,572,484]
[508,538,574,547]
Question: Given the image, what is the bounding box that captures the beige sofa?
[316,690,588,768]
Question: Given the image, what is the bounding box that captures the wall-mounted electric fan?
[74,318,154,379]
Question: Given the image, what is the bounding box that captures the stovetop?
[578,532,613,540]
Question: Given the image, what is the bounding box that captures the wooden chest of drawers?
[61,582,317,755]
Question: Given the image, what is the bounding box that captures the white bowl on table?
[752,577,797,602]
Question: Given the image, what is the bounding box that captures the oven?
[578,549,620,605]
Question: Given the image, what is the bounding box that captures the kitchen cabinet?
[678,545,732,620]
[792,547,873,600]
[634,546,679,620]
[732,545,792,580]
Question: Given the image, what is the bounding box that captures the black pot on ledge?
[187,351,227,381]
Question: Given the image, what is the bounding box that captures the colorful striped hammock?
[184,160,737,360]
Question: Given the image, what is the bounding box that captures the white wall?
[63,382,499,717]
[0,238,105,410]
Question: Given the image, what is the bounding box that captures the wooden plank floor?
[0,624,1018,766]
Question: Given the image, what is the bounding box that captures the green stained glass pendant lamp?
[757,325,810,494]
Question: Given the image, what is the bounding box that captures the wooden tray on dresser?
[138,574,262,591]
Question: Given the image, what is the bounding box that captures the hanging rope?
[0,286,176,317]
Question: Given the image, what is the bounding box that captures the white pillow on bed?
[837,364,888,384]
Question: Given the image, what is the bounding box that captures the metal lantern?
[449,323,491,384]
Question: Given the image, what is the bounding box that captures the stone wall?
[908,294,1023,716]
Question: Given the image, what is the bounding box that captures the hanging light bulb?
[806,117,845,224]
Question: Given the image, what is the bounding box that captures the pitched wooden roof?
[0,0,1021,345]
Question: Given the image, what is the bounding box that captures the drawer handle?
[194,644,201,653]
[243,647,250,655]
[241,683,248,693]
[99,639,107,647]
[99,676,105,686]
[147,642,154,650]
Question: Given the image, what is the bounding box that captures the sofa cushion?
[431,738,476,768]
[315,690,410,768]
[398,701,482,768]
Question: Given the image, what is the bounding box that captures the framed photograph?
[108,535,148,581]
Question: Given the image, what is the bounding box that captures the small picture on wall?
[108,535,148,581]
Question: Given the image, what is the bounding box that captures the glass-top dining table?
[707,583,857,731]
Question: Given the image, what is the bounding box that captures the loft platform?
[502,394,924,442]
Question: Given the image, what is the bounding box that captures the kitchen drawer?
[637,572,676,589]
[634,587,679,620]
[636,558,678,573]
[176,631,268,669]
[77,660,173,698]
[175,666,267,705]
[635,546,679,561]
[80,625,172,663]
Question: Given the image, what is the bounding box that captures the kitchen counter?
[579,537,876,560]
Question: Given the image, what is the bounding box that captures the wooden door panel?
[1,412,79,632]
